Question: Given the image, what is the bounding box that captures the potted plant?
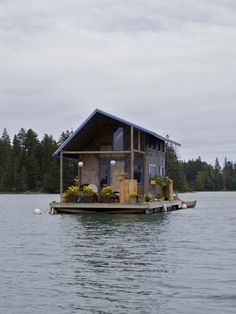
[81,185,96,203]
[64,185,79,203]
[116,172,128,181]
[99,185,113,203]
[151,175,171,188]
[129,192,138,204]
[155,193,164,201]
[137,193,145,204]
[145,193,153,203]
[150,180,157,188]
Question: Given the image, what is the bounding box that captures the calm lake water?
[0,192,236,314]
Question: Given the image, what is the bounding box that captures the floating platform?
[49,200,184,215]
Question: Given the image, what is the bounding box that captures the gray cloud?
[0,0,236,164]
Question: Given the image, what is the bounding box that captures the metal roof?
[53,108,181,156]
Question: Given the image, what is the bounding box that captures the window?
[159,166,165,177]
[113,127,124,151]
[134,164,144,183]
[149,164,157,180]
[148,135,157,150]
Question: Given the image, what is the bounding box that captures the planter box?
[98,196,113,203]
[82,195,96,203]
[64,195,78,203]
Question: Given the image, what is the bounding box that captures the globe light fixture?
[110,160,116,166]
[78,161,84,168]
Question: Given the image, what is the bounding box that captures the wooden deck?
[49,200,183,215]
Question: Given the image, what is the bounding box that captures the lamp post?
[78,161,84,190]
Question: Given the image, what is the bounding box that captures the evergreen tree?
[0,129,13,191]
[165,144,187,192]
[57,130,77,191]
[214,157,223,190]
[222,158,236,190]
[12,135,22,190]
[14,129,28,191]
[23,129,41,190]
[40,134,59,192]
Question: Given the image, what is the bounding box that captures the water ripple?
[0,192,236,313]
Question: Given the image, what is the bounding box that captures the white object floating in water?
[33,208,43,215]
[182,203,187,209]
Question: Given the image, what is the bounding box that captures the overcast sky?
[1,0,236,164]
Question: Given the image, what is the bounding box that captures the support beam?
[63,150,131,155]
[130,126,134,179]
[133,149,145,154]
[60,151,63,199]
[143,153,147,194]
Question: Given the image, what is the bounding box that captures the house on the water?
[53,109,180,197]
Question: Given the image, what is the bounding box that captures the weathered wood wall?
[119,179,138,204]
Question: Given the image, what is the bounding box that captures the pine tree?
[165,144,187,192]
[57,131,77,191]
[14,129,28,191]
[214,157,222,190]
[40,134,59,192]
[23,129,41,190]
[0,129,13,191]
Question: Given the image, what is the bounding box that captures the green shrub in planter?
[81,185,96,203]
[99,186,113,203]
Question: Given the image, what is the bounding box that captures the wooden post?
[60,151,63,199]
[131,126,134,179]
[143,153,147,194]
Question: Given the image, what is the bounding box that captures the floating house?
[53,109,180,198]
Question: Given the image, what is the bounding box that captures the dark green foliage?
[165,144,236,192]
[182,156,236,191]
[214,157,223,190]
[39,134,59,193]
[0,128,77,193]
[57,129,78,189]
[0,129,13,191]
[165,145,187,192]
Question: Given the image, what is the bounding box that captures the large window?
[149,164,157,180]
[113,127,124,151]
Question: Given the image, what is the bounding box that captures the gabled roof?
[53,108,180,156]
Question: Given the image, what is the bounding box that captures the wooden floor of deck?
[49,200,183,214]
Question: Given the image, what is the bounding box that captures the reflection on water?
[0,193,236,313]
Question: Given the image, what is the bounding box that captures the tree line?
[0,128,235,193]
[0,128,77,193]
[166,145,236,192]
